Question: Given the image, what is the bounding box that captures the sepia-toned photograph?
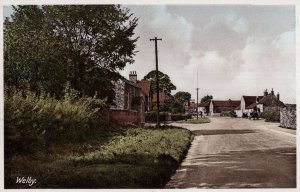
[2,0,297,189]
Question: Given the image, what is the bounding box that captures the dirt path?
[165,117,296,188]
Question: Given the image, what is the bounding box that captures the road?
[165,117,296,188]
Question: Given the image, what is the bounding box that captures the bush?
[171,114,192,121]
[5,90,108,154]
[260,111,280,122]
[145,112,170,122]
[220,111,231,117]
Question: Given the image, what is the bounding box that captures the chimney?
[277,92,280,100]
[264,89,268,96]
[271,88,274,96]
[256,96,260,103]
[129,71,137,83]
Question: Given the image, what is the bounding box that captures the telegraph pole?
[196,88,199,119]
[150,37,162,127]
[196,64,199,119]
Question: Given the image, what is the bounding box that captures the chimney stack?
[129,71,137,83]
[277,92,280,100]
[264,89,268,96]
[271,88,274,96]
[256,96,260,103]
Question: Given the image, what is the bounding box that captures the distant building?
[209,99,240,116]
[235,88,285,117]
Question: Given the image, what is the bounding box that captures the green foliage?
[5,127,193,188]
[220,111,231,117]
[178,117,211,124]
[142,70,176,95]
[145,112,170,122]
[201,95,213,103]
[4,5,138,102]
[4,90,107,155]
[170,114,192,121]
[171,102,185,114]
[260,111,280,122]
[174,91,191,104]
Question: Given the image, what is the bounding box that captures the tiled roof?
[258,95,285,107]
[235,105,241,110]
[243,95,263,108]
[212,100,240,108]
[137,81,151,96]
[199,101,210,107]
[246,103,257,109]
[120,77,140,88]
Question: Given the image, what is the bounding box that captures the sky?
[3,5,296,103]
[120,5,296,104]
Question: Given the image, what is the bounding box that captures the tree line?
[4,5,138,103]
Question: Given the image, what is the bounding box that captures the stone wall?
[264,106,281,112]
[280,104,296,129]
[111,79,125,109]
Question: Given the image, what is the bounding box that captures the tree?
[174,91,191,104]
[142,70,176,95]
[201,95,213,103]
[4,5,138,102]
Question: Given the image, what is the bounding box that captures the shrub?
[260,111,280,122]
[4,90,108,154]
[145,112,170,122]
[170,114,192,121]
[220,111,231,117]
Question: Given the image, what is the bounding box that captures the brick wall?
[109,109,138,125]
[280,104,296,129]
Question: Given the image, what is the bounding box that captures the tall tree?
[174,91,191,104]
[142,70,176,95]
[4,5,138,102]
[201,95,213,103]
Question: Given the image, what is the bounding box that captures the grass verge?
[178,117,211,124]
[5,126,193,188]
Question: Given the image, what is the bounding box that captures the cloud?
[121,5,295,104]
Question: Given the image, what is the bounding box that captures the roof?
[246,102,257,109]
[212,100,240,108]
[242,95,263,109]
[137,81,151,96]
[258,95,285,107]
[152,92,169,103]
[120,77,140,89]
[235,105,241,110]
[199,101,210,107]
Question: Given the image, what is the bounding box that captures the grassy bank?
[178,117,211,124]
[5,90,193,188]
[5,126,192,188]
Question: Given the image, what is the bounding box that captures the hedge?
[5,90,108,154]
[260,111,280,122]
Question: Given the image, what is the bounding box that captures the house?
[198,101,210,115]
[128,71,152,112]
[209,99,240,116]
[235,88,285,117]
[110,71,149,124]
[256,89,285,112]
[235,96,263,117]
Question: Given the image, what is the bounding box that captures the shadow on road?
[192,129,256,136]
[166,147,296,188]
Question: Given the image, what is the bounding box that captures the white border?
[0,0,299,192]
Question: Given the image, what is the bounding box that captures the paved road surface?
[165,117,296,188]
